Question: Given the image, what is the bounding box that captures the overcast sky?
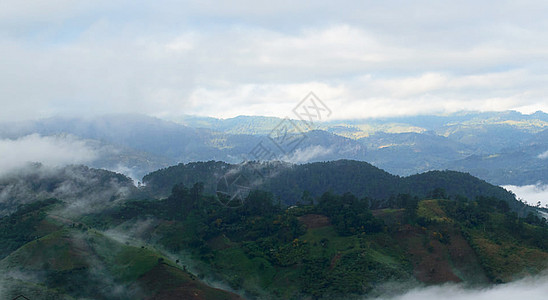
[2,0,548,121]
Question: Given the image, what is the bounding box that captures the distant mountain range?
[1,110,547,186]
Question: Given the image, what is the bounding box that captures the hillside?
[0,199,242,300]
[80,182,548,298]
[0,164,140,216]
[1,161,548,299]
[143,160,522,211]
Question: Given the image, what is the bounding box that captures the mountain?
[101,110,548,187]
[2,160,548,299]
[441,127,548,185]
[2,110,547,186]
[0,163,139,216]
[359,131,472,175]
[0,115,366,180]
[143,160,524,213]
[176,111,548,140]
[177,115,301,135]
[0,114,241,162]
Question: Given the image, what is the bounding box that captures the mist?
[101,219,248,298]
[371,274,548,300]
[282,145,334,163]
[503,184,548,207]
[0,134,97,176]
[0,163,137,216]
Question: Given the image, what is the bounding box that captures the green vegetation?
[82,179,548,299]
[2,161,548,299]
[0,198,242,300]
[0,198,60,259]
[143,160,523,213]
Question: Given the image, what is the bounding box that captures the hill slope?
[1,161,548,299]
[0,199,242,300]
[143,160,521,210]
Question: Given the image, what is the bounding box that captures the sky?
[1,0,548,121]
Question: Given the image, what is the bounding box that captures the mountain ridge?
[2,110,547,186]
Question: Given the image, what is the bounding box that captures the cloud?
[0,134,97,175]
[1,1,548,120]
[503,184,548,207]
[371,275,548,300]
[0,163,136,217]
[107,163,140,185]
[282,145,334,164]
[538,150,548,159]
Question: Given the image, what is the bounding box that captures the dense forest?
[143,160,526,214]
[101,184,547,298]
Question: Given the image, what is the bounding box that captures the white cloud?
[0,134,97,175]
[282,145,334,164]
[538,151,548,159]
[1,1,548,120]
[503,184,548,207]
[373,275,548,300]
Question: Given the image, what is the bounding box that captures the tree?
[301,190,314,206]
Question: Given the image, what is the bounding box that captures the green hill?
[0,199,243,300]
[81,182,548,299]
[143,160,522,211]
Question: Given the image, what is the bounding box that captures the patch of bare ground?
[139,263,243,300]
[395,224,486,284]
[298,214,331,229]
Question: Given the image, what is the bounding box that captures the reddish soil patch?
[139,263,243,300]
[446,231,489,283]
[371,209,405,226]
[207,235,232,251]
[396,223,489,284]
[298,214,331,229]
[329,252,342,270]
[396,225,462,284]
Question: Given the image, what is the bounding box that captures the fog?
[0,134,97,176]
[101,220,248,298]
[371,274,548,300]
[282,145,334,163]
[503,184,548,207]
[0,163,136,216]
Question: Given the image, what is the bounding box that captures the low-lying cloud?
[0,134,97,176]
[503,184,548,207]
[371,275,548,300]
[282,145,334,164]
[538,150,548,159]
[0,163,136,216]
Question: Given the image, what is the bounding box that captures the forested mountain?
[177,111,548,185]
[358,131,470,173]
[2,167,547,299]
[0,163,139,216]
[143,160,526,215]
[0,115,366,180]
[2,111,547,187]
[1,111,547,186]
